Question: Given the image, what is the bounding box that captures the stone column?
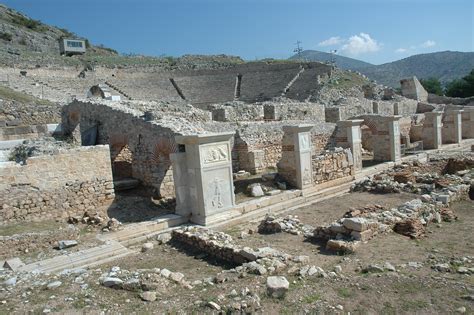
[443,109,463,144]
[462,107,474,139]
[174,132,235,225]
[278,125,313,190]
[336,119,363,171]
[422,112,443,149]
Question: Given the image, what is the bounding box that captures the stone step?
[18,241,133,274]
[98,214,187,245]
[208,182,350,230]
[19,242,126,272]
[113,178,140,191]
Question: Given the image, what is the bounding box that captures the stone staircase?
[281,66,305,97]
[105,81,133,100]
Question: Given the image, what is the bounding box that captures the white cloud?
[318,36,343,47]
[395,48,408,53]
[341,33,381,55]
[421,40,436,48]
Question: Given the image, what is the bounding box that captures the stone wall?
[0,124,61,141]
[234,122,336,173]
[62,100,181,198]
[325,98,373,122]
[210,103,264,122]
[0,145,114,225]
[428,94,474,106]
[312,148,354,185]
[263,102,325,121]
[0,100,62,126]
[400,77,428,102]
[171,227,255,265]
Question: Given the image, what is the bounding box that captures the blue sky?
[2,0,473,64]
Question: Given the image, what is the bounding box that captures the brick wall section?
[312,149,354,185]
[62,100,178,198]
[0,145,114,225]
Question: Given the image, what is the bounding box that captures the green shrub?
[0,32,12,41]
[8,144,36,164]
[10,14,47,32]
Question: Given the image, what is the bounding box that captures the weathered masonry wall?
[0,145,114,225]
[234,123,336,174]
[62,101,177,198]
[428,94,474,106]
[312,149,354,185]
[0,124,61,141]
[263,103,325,121]
[210,104,264,122]
[0,101,62,126]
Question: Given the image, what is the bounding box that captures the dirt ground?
[1,191,472,314]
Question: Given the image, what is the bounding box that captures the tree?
[420,77,443,96]
[445,69,474,98]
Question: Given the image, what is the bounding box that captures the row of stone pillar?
[423,109,474,149]
[169,110,472,225]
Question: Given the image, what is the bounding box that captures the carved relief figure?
[210,177,224,208]
[203,145,228,164]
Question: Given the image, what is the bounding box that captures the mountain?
[292,49,474,87]
[356,51,474,87]
[289,50,374,69]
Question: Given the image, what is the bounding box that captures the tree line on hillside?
[420,69,474,98]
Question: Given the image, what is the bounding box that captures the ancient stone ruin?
[1,58,473,313]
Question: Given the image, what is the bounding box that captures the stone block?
[3,258,25,271]
[350,229,373,241]
[342,217,369,232]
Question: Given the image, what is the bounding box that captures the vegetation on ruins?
[8,144,36,164]
[0,31,12,41]
[9,12,47,32]
[420,78,444,96]
[445,69,474,98]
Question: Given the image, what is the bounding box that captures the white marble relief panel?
[203,168,233,215]
[200,144,229,165]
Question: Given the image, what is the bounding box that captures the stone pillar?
[388,116,402,162]
[372,102,379,114]
[443,109,463,144]
[169,152,189,218]
[174,132,235,225]
[336,119,363,171]
[422,112,443,149]
[372,116,402,162]
[278,125,313,190]
[462,107,474,139]
[393,102,400,115]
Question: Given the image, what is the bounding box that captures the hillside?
[289,50,374,69]
[0,4,245,70]
[293,49,474,87]
[0,4,120,63]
